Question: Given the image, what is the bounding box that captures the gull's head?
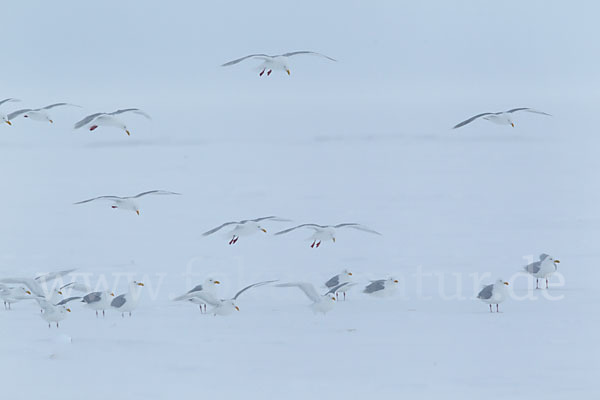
[496,279,509,286]
[343,269,353,277]
[25,289,32,295]
[125,129,131,136]
[109,292,115,296]
[48,118,54,124]
[134,281,145,287]
[389,277,399,284]
[283,64,290,75]
[66,308,71,312]
[2,116,11,126]
[258,225,267,233]
[208,278,221,285]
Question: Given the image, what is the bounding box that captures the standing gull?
[61,282,116,318]
[202,280,276,316]
[173,278,221,313]
[111,281,144,317]
[523,254,560,289]
[37,297,80,328]
[74,190,181,215]
[274,223,381,248]
[477,280,509,312]
[324,269,354,300]
[277,282,350,314]
[0,285,32,309]
[363,277,399,297]
[221,51,336,76]
[202,216,290,245]
[7,103,79,124]
[0,98,20,125]
[452,108,551,129]
[73,108,151,136]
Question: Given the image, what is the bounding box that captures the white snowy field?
[0,95,598,399]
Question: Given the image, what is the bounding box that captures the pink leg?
[259,69,265,76]
[267,69,272,76]
[335,292,339,300]
[496,304,499,312]
[229,237,235,245]
[316,241,321,248]
[204,304,207,313]
[489,304,492,313]
[311,241,316,248]
[546,279,549,289]
[95,310,98,317]
[232,236,239,244]
[343,292,346,301]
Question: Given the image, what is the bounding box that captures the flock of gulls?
[0,50,559,328]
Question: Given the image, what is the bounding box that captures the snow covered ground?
[1,1,599,399]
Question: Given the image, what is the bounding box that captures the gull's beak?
[110,292,115,296]
[511,123,515,127]
[332,237,336,243]
[26,290,31,295]
[348,272,353,276]
[394,280,399,283]
[235,306,240,311]
[261,228,267,233]
[214,281,221,284]
[554,260,560,263]
[49,120,53,124]
[137,282,145,286]
[5,120,11,126]
[504,282,509,285]
[58,291,63,295]
[286,69,290,75]
[126,130,131,136]
[332,297,336,301]
[66,308,71,312]
[136,210,140,215]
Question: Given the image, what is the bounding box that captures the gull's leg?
[335,292,339,300]
[121,313,125,318]
[259,69,265,77]
[48,323,51,328]
[496,304,500,313]
[95,310,98,317]
[311,241,316,248]
[267,69,272,76]
[546,279,549,289]
[232,236,239,244]
[536,278,539,289]
[489,304,492,313]
[56,322,59,328]
[103,310,105,317]
[198,304,202,311]
[343,292,346,301]
[316,241,321,248]
[204,304,207,313]
[129,312,132,317]
[229,236,235,245]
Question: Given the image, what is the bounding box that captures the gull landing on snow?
[274,223,381,248]
[74,190,181,215]
[221,51,336,77]
[202,216,290,245]
[276,282,351,314]
[452,108,551,129]
[73,108,151,136]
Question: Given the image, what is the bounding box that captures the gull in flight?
[221,51,336,76]
[61,282,116,317]
[324,269,354,300]
[452,108,551,129]
[202,216,290,245]
[276,282,351,314]
[173,278,221,313]
[0,98,20,125]
[477,280,509,312]
[73,108,151,136]
[0,269,74,298]
[111,281,144,318]
[202,280,276,316]
[74,190,181,215]
[523,254,560,289]
[274,223,381,248]
[7,103,80,124]
[0,284,32,309]
[363,277,400,297]
[37,297,80,328]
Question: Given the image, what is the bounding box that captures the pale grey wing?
[130,190,181,199]
[60,282,92,292]
[324,274,340,289]
[539,253,550,261]
[221,54,272,66]
[281,51,337,61]
[334,223,381,235]
[74,113,105,129]
[73,195,123,205]
[276,282,321,303]
[363,280,385,294]
[55,296,81,306]
[35,269,76,283]
[233,280,277,300]
[524,261,541,274]
[109,108,151,120]
[7,109,32,120]
[202,221,239,236]
[325,282,351,296]
[41,103,78,110]
[452,113,493,129]
[251,216,290,223]
[505,108,551,116]
[111,294,126,308]
[0,98,20,107]
[477,284,494,300]
[82,292,102,304]
[274,224,326,235]
[187,284,204,294]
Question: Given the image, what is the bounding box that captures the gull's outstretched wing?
[109,109,151,119]
[35,269,76,283]
[274,224,326,235]
[233,280,277,300]
[41,103,79,110]
[452,113,494,129]
[130,190,181,199]
[505,108,551,116]
[56,296,81,306]
[281,51,337,61]
[250,216,290,223]
[60,282,93,293]
[202,221,240,236]
[334,223,381,235]
[74,113,105,129]
[7,109,32,120]
[221,54,272,66]
[276,282,321,303]
[0,98,20,107]
[73,196,124,205]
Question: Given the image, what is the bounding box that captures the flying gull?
[74,190,181,215]
[452,108,551,129]
[201,280,277,316]
[221,51,336,76]
[7,103,80,124]
[202,216,290,245]
[276,282,350,314]
[274,223,381,248]
[73,108,151,136]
